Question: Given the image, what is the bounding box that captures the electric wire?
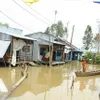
[12,0,50,25]
[0,10,33,32]
[20,0,52,24]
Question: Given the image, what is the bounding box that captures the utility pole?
[70,25,75,61]
[66,21,69,39]
[96,19,100,33]
[70,25,75,45]
[49,10,57,67]
[49,10,58,66]
[54,10,57,24]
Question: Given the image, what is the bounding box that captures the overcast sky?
[0,0,100,48]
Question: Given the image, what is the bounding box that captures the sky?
[0,0,100,48]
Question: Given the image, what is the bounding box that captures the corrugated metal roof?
[39,38,65,45]
[0,26,36,41]
[6,31,36,41]
[55,37,77,49]
[0,40,11,58]
[52,40,65,45]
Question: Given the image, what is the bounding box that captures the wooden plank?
[49,45,53,66]
[62,46,65,62]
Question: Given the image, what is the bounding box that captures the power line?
[20,0,52,24]
[0,10,33,32]
[12,0,50,25]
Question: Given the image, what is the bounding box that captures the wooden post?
[10,38,13,58]
[70,25,75,61]
[32,41,34,61]
[70,51,73,61]
[49,45,53,66]
[9,37,13,67]
[3,57,7,67]
[62,46,65,62]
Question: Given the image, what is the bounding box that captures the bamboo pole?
[1,66,28,100]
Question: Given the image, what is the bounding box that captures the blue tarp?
[93,0,100,4]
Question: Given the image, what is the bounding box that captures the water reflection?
[75,76,100,100]
[11,69,16,85]
[0,61,100,100]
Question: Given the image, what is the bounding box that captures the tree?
[51,24,58,36]
[83,25,93,50]
[64,27,68,36]
[45,21,68,37]
[44,27,51,34]
[0,22,9,27]
[93,33,100,53]
[51,21,64,37]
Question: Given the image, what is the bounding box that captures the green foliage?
[93,34,100,53]
[51,23,58,36]
[45,21,68,37]
[83,25,93,50]
[94,55,100,64]
[84,52,93,63]
[57,21,64,37]
[44,27,50,34]
[0,22,9,28]
[84,51,100,64]
[51,21,64,37]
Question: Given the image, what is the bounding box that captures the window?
[22,46,30,52]
[40,48,46,55]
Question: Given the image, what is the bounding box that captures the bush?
[84,52,93,63]
[94,55,100,64]
[81,52,100,64]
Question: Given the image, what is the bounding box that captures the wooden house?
[55,37,83,61]
[0,26,35,66]
[26,32,66,65]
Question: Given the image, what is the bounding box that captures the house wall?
[33,40,39,61]
[1,36,34,65]
[26,32,66,63]
[19,42,33,61]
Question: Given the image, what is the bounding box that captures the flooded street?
[0,61,100,100]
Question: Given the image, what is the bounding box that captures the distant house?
[55,37,83,61]
[26,32,66,65]
[0,26,35,66]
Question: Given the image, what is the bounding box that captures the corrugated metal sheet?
[0,40,11,58]
[5,31,36,41]
[0,26,36,41]
[38,38,65,45]
[53,41,65,45]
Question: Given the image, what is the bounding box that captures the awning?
[93,0,100,4]
[0,40,11,58]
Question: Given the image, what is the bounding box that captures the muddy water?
[0,61,100,100]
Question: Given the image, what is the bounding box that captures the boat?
[75,70,100,77]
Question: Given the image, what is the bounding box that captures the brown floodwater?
[0,61,100,100]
